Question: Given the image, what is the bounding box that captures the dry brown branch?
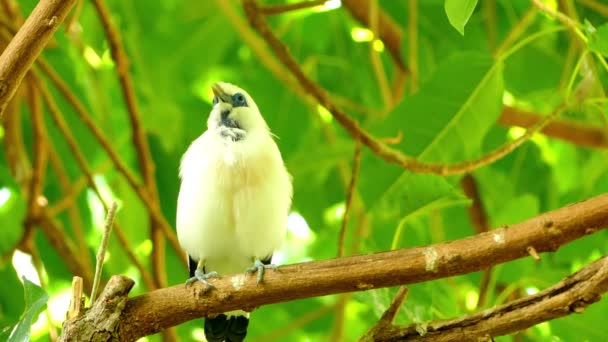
[59,193,608,341]
[460,174,493,309]
[0,0,76,115]
[259,0,326,15]
[337,140,362,257]
[460,174,489,234]
[243,0,565,176]
[499,106,608,148]
[360,286,410,341]
[370,256,608,341]
[90,0,167,289]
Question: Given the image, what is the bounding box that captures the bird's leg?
[186,259,219,289]
[246,257,279,284]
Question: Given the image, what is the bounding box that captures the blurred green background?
[1,0,608,341]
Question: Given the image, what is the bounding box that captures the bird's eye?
[232,93,247,107]
[212,96,219,105]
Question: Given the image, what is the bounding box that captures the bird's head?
[207,82,268,141]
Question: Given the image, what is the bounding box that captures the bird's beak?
[211,83,231,103]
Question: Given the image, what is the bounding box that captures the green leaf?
[444,0,479,35]
[7,278,49,342]
[0,168,26,258]
[586,21,608,56]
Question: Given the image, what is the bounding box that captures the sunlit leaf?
[7,279,49,342]
[444,0,479,35]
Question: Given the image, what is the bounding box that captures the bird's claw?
[246,259,279,284]
[185,270,219,290]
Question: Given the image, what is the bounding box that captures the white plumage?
[177,82,292,277]
[176,83,292,342]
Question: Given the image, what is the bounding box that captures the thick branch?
[0,0,76,115]
[59,193,608,341]
[371,256,608,341]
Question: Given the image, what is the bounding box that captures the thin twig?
[495,6,536,59]
[578,0,608,16]
[337,140,362,257]
[532,0,584,39]
[380,286,409,323]
[408,0,418,92]
[90,202,117,304]
[368,0,392,108]
[244,0,566,176]
[460,174,493,309]
[25,78,48,241]
[259,0,327,15]
[46,143,88,259]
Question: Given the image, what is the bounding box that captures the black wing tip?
[205,314,250,342]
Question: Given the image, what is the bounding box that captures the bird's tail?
[204,314,249,342]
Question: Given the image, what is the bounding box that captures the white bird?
[176,82,293,342]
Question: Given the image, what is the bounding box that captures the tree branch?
[0,0,76,115]
[59,193,608,341]
[499,106,608,149]
[242,0,565,176]
[370,256,608,341]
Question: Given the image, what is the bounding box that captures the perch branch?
[0,0,76,115]
[59,193,608,341]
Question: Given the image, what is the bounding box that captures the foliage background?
[1,0,608,341]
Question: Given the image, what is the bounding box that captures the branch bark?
[59,193,608,341]
[0,0,76,115]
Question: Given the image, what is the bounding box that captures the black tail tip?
[204,314,250,342]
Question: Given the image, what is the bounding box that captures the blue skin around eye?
[232,93,247,107]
